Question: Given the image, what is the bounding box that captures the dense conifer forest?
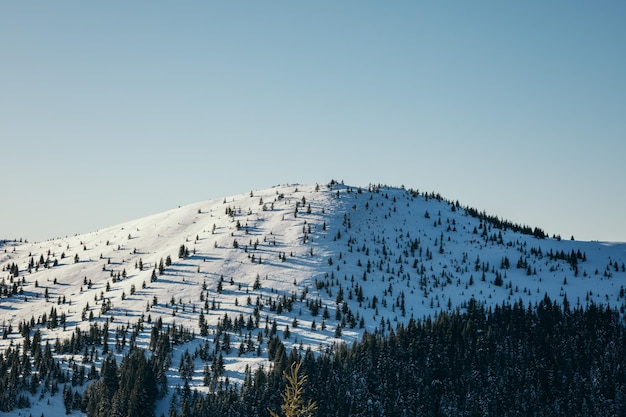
[165,297,626,417]
[2,296,623,416]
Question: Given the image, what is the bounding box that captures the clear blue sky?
[2,1,625,242]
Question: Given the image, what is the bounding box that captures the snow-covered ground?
[2,182,625,416]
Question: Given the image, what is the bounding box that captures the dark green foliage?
[198,311,208,336]
[83,350,158,417]
[0,334,66,412]
[0,318,170,415]
[494,272,503,286]
[253,274,262,290]
[464,204,548,239]
[178,244,189,259]
[167,297,626,417]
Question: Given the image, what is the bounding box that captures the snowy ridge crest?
[1,181,625,416]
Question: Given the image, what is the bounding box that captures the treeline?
[341,181,550,240]
[2,296,625,416]
[464,206,547,239]
[172,296,626,417]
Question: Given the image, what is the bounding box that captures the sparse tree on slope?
[269,360,317,417]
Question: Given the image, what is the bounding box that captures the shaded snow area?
[1,182,625,416]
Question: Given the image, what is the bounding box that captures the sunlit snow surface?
[2,183,625,416]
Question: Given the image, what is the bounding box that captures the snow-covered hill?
[2,181,625,416]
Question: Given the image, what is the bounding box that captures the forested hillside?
[1,181,625,416]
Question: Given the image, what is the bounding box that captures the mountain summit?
[1,181,625,416]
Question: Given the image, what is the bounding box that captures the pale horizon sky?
[2,1,625,243]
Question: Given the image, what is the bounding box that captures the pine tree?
[63,385,73,414]
[253,274,261,290]
[199,311,208,337]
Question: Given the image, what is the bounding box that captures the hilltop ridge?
[1,181,626,416]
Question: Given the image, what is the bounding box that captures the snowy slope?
[1,181,625,416]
